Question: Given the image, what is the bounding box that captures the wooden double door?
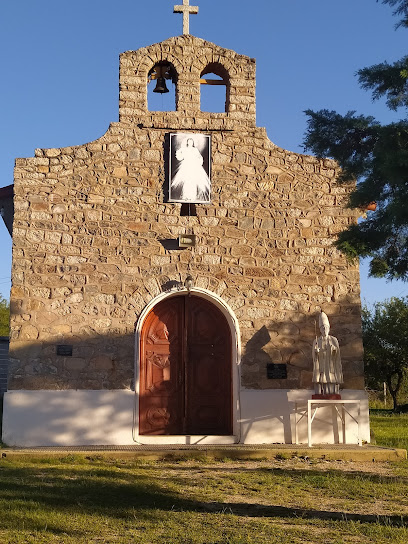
[139,295,232,435]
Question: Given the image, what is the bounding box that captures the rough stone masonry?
[8,35,364,395]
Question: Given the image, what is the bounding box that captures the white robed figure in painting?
[171,137,210,202]
[312,311,343,396]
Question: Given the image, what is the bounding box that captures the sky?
[0,0,407,305]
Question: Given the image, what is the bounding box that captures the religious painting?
[169,133,211,203]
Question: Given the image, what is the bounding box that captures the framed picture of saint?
[169,133,211,203]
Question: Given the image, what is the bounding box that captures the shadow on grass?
[196,501,408,526]
[257,465,408,485]
[0,463,191,536]
[371,408,408,415]
[0,462,407,536]
[141,461,408,485]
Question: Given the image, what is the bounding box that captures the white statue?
[312,311,343,396]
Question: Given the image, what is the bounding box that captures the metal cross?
[173,0,199,35]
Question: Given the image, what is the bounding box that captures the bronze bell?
[153,77,169,94]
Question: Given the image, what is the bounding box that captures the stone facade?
[8,35,363,397]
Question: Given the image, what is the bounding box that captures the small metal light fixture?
[184,275,194,292]
[178,234,196,247]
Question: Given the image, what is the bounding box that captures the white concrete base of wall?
[240,389,370,445]
[2,388,370,447]
[2,390,135,447]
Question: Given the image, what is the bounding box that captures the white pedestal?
[294,399,362,447]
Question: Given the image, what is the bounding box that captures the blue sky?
[0,0,407,305]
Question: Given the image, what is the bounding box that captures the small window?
[148,62,177,112]
[200,63,229,113]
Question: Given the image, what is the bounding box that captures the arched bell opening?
[147,61,178,112]
[200,62,230,113]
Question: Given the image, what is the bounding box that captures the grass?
[0,454,408,543]
[370,409,408,450]
[0,410,407,543]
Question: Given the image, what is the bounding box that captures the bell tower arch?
[119,35,256,126]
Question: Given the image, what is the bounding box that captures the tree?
[363,297,408,411]
[303,0,408,281]
[0,296,9,337]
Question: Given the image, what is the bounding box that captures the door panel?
[186,297,232,434]
[140,295,232,435]
[139,297,184,435]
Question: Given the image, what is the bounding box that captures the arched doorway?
[139,294,232,435]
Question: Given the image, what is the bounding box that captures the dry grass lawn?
[0,454,407,544]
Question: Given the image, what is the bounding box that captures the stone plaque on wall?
[267,363,287,380]
[56,345,73,357]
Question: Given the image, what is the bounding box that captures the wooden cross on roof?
[173,0,199,35]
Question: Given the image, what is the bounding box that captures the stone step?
[1,444,405,463]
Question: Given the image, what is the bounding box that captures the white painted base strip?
[240,389,370,445]
[2,388,370,447]
[2,390,135,447]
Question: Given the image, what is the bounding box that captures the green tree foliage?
[0,296,10,337]
[303,0,408,281]
[385,0,408,28]
[363,297,408,411]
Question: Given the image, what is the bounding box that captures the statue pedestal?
[293,399,362,447]
[312,394,341,400]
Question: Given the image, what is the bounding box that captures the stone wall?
[8,35,363,392]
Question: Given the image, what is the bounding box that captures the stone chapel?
[1,6,369,446]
